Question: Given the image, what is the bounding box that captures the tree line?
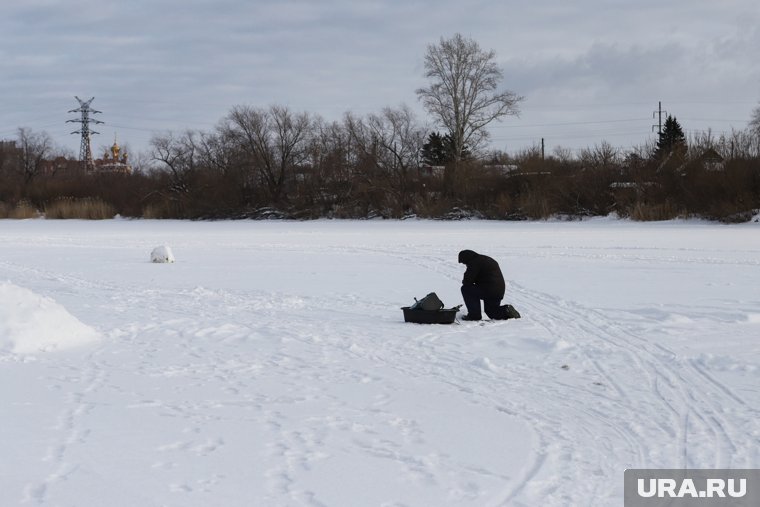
[1,34,759,222]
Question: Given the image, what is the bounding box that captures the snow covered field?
[1,217,759,506]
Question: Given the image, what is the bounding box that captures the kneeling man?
[458,249,513,321]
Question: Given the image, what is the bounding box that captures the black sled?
[401,292,461,324]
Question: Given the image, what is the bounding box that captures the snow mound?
[151,245,175,263]
[0,282,99,354]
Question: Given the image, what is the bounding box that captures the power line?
[489,118,649,129]
[102,122,166,133]
[680,117,750,123]
[490,130,651,142]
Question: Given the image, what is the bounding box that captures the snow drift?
[0,281,99,354]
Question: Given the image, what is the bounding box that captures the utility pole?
[67,96,103,173]
[652,101,667,135]
[541,138,545,160]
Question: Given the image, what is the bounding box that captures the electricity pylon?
[67,96,103,172]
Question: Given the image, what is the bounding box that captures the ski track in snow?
[345,245,759,505]
[302,242,760,505]
[0,221,758,506]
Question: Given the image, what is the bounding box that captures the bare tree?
[580,141,620,169]
[306,117,358,188]
[150,130,203,195]
[749,103,760,137]
[308,117,354,182]
[416,33,523,163]
[345,106,426,206]
[551,146,576,164]
[16,127,54,184]
[690,128,759,160]
[224,105,312,203]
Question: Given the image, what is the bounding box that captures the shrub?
[0,200,40,219]
[44,197,115,220]
[142,203,170,219]
[11,200,39,219]
[630,201,684,221]
[516,190,554,220]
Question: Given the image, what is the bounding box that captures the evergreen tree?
[421,132,469,166]
[654,115,687,159]
[421,132,449,166]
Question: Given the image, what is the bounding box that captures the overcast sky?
[2,0,759,159]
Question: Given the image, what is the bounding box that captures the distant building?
[418,165,446,178]
[41,156,81,176]
[698,148,725,172]
[0,140,20,173]
[485,164,520,176]
[95,138,132,174]
[0,140,18,151]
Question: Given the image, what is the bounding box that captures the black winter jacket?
[458,250,506,299]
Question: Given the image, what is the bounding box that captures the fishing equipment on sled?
[401,292,461,324]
